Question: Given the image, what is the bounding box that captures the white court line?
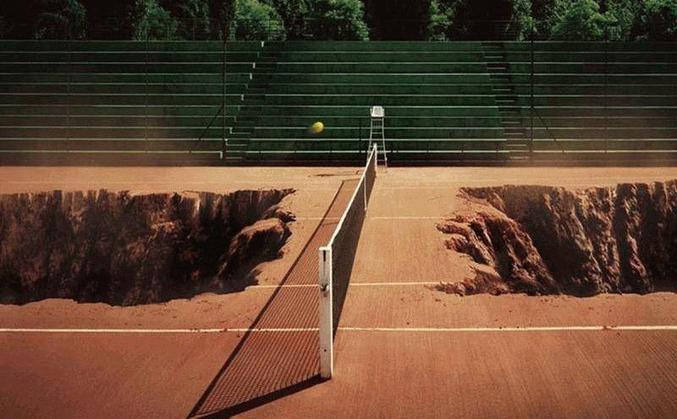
[370,216,446,220]
[249,281,438,289]
[0,181,347,187]
[1,325,676,334]
[0,327,313,334]
[297,216,446,221]
[351,281,439,287]
[0,328,228,334]
[341,325,677,332]
[250,284,316,289]
[229,328,316,333]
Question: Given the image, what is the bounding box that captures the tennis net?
[318,144,377,379]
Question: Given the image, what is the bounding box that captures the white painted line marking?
[1,325,675,334]
[229,328,317,333]
[370,216,446,220]
[341,325,677,332]
[0,327,318,334]
[351,281,440,287]
[0,328,228,334]
[0,181,347,187]
[250,281,439,289]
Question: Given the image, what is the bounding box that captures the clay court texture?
[1,165,676,418]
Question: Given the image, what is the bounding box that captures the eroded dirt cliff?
[0,189,294,305]
[437,180,677,296]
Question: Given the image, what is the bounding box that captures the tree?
[180,0,211,39]
[512,0,535,40]
[603,0,641,40]
[34,0,87,39]
[306,0,369,40]
[635,0,677,41]
[161,0,212,39]
[131,0,179,40]
[271,0,308,39]
[427,0,525,40]
[530,0,556,38]
[549,0,610,40]
[208,0,235,39]
[232,0,285,40]
[427,0,457,41]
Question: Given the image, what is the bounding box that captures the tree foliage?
[426,0,524,40]
[34,0,87,39]
[271,0,307,39]
[512,0,535,40]
[636,0,677,40]
[232,0,285,40]
[209,0,236,39]
[305,0,369,40]
[0,0,674,41]
[160,0,212,40]
[604,0,641,40]
[549,0,610,40]
[131,0,179,40]
[427,0,457,41]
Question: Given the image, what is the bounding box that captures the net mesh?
[327,145,377,333]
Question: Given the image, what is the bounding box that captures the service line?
[2,325,676,334]
[369,216,447,220]
[249,281,439,289]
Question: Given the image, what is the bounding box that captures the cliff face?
[0,189,294,305]
[437,181,677,296]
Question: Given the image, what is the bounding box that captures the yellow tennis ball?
[310,121,324,134]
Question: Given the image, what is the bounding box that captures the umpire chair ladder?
[368,106,388,168]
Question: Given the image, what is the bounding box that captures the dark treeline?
[0,0,674,41]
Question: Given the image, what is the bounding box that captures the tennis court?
[2,3,677,416]
[1,163,676,418]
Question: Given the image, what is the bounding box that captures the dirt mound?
[0,189,294,305]
[437,180,677,296]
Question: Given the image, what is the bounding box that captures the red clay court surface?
[1,166,677,418]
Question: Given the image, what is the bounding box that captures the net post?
[373,143,378,162]
[530,24,534,153]
[144,34,149,150]
[222,31,227,160]
[366,144,377,210]
[363,174,368,211]
[319,246,333,379]
[66,36,71,153]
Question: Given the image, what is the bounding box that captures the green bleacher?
[235,41,504,163]
[0,40,675,164]
[0,40,260,164]
[482,41,677,163]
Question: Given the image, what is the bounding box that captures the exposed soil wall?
[437,180,677,296]
[0,189,294,305]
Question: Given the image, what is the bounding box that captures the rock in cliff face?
[437,180,677,296]
[0,189,294,305]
